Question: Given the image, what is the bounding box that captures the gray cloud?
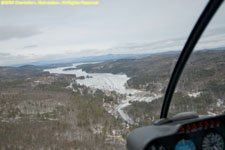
[0,52,11,56]
[0,0,225,66]
[107,37,186,54]
[107,26,225,54]
[0,53,27,66]
[23,45,39,49]
[0,25,41,41]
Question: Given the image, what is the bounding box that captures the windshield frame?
[160,0,224,119]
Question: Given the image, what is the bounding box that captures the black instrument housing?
[127,112,225,150]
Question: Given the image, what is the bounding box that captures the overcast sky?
[0,0,225,66]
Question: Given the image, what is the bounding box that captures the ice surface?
[44,63,162,124]
[44,63,138,94]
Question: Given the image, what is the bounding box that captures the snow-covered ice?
[44,63,162,124]
[44,63,138,94]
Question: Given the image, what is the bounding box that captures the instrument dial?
[175,139,196,150]
[202,132,224,150]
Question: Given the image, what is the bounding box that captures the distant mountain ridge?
[10,53,150,67]
[7,47,225,67]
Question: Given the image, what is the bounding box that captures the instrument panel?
[146,115,225,150]
[127,113,225,150]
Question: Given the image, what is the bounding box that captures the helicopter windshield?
[169,2,225,117]
[0,1,225,149]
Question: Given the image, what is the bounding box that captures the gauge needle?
[213,146,218,150]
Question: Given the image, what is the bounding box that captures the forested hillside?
[1,50,224,148]
[0,67,126,150]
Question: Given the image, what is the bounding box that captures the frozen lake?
[44,63,162,124]
[44,63,138,94]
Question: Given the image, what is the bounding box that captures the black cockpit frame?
[160,0,224,119]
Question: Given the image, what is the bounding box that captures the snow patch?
[217,99,223,107]
[207,111,217,116]
[187,92,201,98]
